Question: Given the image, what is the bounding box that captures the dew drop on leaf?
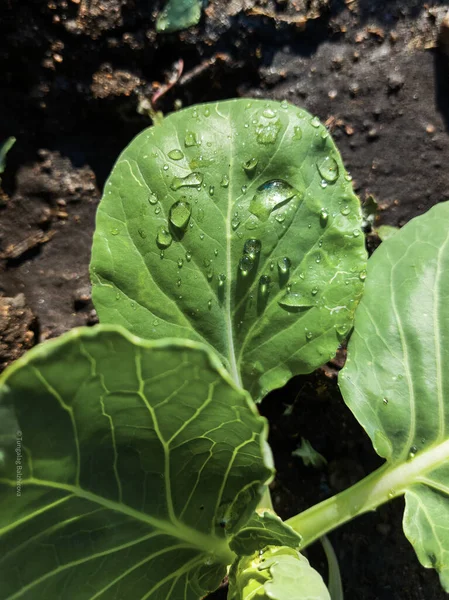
[110,227,119,236]
[359,269,367,281]
[148,192,158,205]
[317,156,339,183]
[208,299,212,310]
[220,175,229,188]
[278,292,313,310]
[250,179,300,222]
[209,185,215,197]
[259,275,271,297]
[169,200,192,230]
[231,217,240,231]
[186,251,192,262]
[171,172,203,191]
[277,256,291,276]
[138,228,146,239]
[256,117,281,145]
[243,238,261,259]
[168,149,184,160]
[154,206,161,215]
[293,125,303,140]
[239,255,254,275]
[243,157,258,174]
[320,208,329,226]
[156,225,172,249]
[218,273,226,288]
[184,131,199,147]
[340,205,351,216]
[310,116,321,128]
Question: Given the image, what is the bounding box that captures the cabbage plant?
[0,100,448,599]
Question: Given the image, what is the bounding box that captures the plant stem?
[286,462,400,548]
[258,486,274,511]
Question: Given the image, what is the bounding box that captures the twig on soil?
[0,231,55,261]
[178,53,232,87]
[151,59,184,108]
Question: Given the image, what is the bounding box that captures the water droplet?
[171,172,203,191]
[243,157,258,174]
[154,206,161,215]
[263,108,277,118]
[197,207,205,223]
[320,180,328,189]
[148,193,158,205]
[239,255,254,275]
[184,131,199,147]
[311,287,318,296]
[163,164,169,171]
[317,156,339,183]
[359,269,367,281]
[311,116,321,128]
[186,251,192,262]
[176,278,182,287]
[344,173,353,182]
[278,289,314,311]
[256,117,281,144]
[259,275,271,297]
[243,238,261,259]
[111,227,119,236]
[335,323,349,340]
[168,149,184,161]
[231,217,240,231]
[160,250,164,259]
[156,226,172,248]
[320,208,329,226]
[192,109,198,118]
[353,229,361,237]
[293,125,303,140]
[169,200,192,230]
[250,179,301,222]
[209,185,215,197]
[340,205,351,216]
[408,445,418,460]
[277,257,291,276]
[199,233,205,240]
[245,217,259,230]
[306,331,313,340]
[220,175,229,188]
[138,228,146,239]
[208,299,212,310]
[382,398,389,405]
[218,273,226,288]
[204,108,210,117]
[281,100,288,109]
[275,212,285,223]
[177,258,184,269]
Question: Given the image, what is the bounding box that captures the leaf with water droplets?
[91,99,366,401]
[339,202,449,592]
[0,325,274,599]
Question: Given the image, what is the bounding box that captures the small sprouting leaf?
[339,202,449,591]
[156,0,205,33]
[0,326,273,600]
[292,437,327,469]
[230,511,302,555]
[91,99,366,400]
[228,546,331,600]
[0,137,15,178]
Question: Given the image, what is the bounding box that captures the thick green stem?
[258,486,274,512]
[286,462,400,548]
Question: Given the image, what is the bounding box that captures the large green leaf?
[228,546,331,600]
[339,202,449,590]
[90,99,366,400]
[0,326,274,600]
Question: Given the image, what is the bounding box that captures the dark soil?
[1,1,449,598]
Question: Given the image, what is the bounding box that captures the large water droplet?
[259,275,271,297]
[156,226,172,249]
[148,193,158,205]
[184,131,199,147]
[277,257,291,276]
[168,149,184,160]
[317,156,339,183]
[239,255,254,275]
[243,238,261,259]
[256,118,281,145]
[278,292,314,310]
[263,108,277,119]
[320,208,329,226]
[293,126,303,140]
[171,172,203,191]
[340,205,351,216]
[169,200,192,230]
[243,157,258,174]
[250,180,300,222]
